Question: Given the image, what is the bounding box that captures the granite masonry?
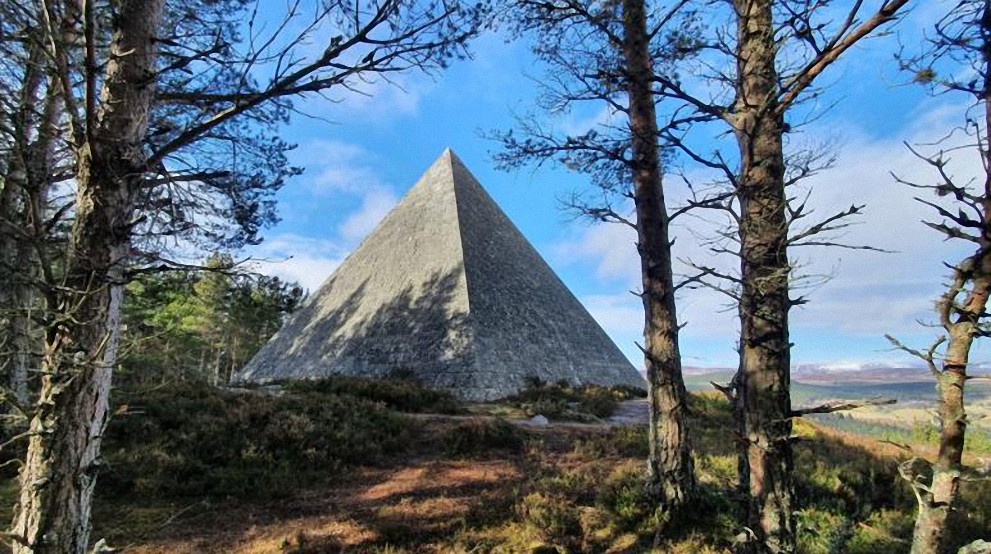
[235,149,645,400]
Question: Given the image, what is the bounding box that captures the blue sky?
[247,3,986,370]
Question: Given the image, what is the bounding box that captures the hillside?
[685,370,991,437]
[3,377,987,554]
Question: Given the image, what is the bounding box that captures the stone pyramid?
[236,149,644,400]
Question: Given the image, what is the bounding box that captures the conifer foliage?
[0,1,483,552]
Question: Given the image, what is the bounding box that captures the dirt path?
[123,459,525,554]
[606,399,649,426]
[118,404,650,553]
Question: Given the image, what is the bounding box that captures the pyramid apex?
[437,147,461,165]
[418,148,473,190]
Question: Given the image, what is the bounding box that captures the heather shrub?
[571,426,648,459]
[101,381,409,499]
[796,507,854,554]
[845,509,913,554]
[516,492,582,540]
[507,379,644,421]
[284,373,464,414]
[443,418,525,457]
[595,466,655,531]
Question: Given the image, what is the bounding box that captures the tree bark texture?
[621,0,696,510]
[0,41,48,407]
[910,274,989,554]
[733,1,795,552]
[7,68,62,410]
[11,1,165,552]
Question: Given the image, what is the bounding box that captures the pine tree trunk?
[11,1,165,551]
[9,286,34,405]
[7,78,61,408]
[622,0,695,511]
[733,1,796,552]
[0,174,24,402]
[0,41,46,407]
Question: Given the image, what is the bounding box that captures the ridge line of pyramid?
[235,148,644,399]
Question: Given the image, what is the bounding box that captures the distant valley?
[682,367,991,435]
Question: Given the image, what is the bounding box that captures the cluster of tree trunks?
[12,2,167,551]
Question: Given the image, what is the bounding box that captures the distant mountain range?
[681,363,991,385]
[791,364,932,385]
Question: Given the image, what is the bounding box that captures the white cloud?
[296,140,385,195]
[339,188,399,243]
[247,233,347,291]
[292,138,402,244]
[343,73,432,117]
[581,294,644,336]
[299,72,434,123]
[559,104,623,137]
[550,102,983,365]
[553,221,640,283]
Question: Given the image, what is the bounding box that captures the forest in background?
[117,255,304,390]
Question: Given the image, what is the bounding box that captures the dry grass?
[4,389,988,554]
[118,457,526,554]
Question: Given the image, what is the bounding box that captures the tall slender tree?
[621,0,695,509]
[9,1,482,552]
[496,0,701,516]
[728,4,908,551]
[888,2,991,552]
[624,1,910,551]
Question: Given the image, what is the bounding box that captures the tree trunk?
[910,371,963,554]
[0,41,47,407]
[0,173,27,404]
[622,0,695,511]
[8,285,34,405]
[7,65,63,409]
[911,5,991,553]
[11,1,165,551]
[732,1,795,552]
[910,321,983,554]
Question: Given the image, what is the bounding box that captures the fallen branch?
[879,439,913,451]
[710,380,736,403]
[790,397,896,417]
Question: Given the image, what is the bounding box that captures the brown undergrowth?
[2,381,988,553]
